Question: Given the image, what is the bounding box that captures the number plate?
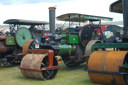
[35,44,39,48]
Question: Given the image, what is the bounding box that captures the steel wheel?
[20,54,58,80]
[41,56,58,79]
[62,54,81,67]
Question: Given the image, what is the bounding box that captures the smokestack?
[122,0,128,37]
[49,7,56,37]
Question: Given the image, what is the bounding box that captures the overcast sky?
[0,0,123,25]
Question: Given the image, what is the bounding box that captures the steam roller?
[19,29,61,80]
[19,32,93,79]
[87,0,128,84]
[0,26,33,65]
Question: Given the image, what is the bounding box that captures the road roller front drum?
[88,51,128,85]
[19,49,60,80]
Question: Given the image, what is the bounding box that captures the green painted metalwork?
[56,13,113,22]
[91,43,128,52]
[67,35,79,44]
[123,61,128,67]
[6,37,16,45]
[66,28,75,33]
[58,44,76,55]
[62,32,67,42]
[16,27,32,47]
[83,15,113,21]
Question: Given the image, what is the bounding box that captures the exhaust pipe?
[48,7,56,37]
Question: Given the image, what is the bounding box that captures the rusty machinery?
[87,0,128,85]
[0,19,48,65]
[18,7,124,80]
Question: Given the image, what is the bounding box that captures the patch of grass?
[0,62,102,85]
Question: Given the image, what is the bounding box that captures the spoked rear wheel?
[62,55,81,68]
[41,56,58,80]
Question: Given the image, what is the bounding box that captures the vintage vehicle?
[0,19,48,65]
[19,7,120,80]
[87,0,128,85]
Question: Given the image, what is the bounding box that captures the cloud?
[56,0,123,21]
[0,0,123,25]
[0,0,73,5]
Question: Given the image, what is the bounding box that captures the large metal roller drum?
[88,51,128,85]
[20,54,58,80]
[16,27,32,47]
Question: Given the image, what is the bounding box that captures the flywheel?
[79,25,92,47]
[16,27,32,47]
